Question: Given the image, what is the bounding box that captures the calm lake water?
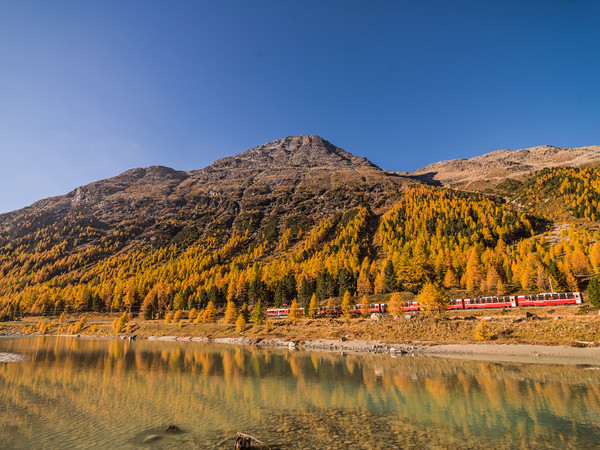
[1,336,600,449]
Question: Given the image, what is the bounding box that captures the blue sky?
[1,0,599,213]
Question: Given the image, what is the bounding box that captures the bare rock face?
[208,135,374,169]
[412,145,600,189]
[0,135,410,248]
[179,135,404,215]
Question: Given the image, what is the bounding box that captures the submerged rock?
[0,352,27,363]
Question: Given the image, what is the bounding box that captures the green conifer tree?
[252,299,266,325]
[587,278,600,308]
[383,260,396,293]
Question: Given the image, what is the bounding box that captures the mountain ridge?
[412,144,600,189]
[6,137,600,221]
[0,135,408,247]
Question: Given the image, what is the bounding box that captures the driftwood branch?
[215,436,236,447]
[235,432,271,449]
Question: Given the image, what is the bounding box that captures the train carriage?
[317,305,343,316]
[369,303,387,313]
[463,296,516,309]
[516,292,582,307]
[401,301,419,311]
[266,308,290,317]
[448,299,464,310]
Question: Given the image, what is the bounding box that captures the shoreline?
[4,331,600,366]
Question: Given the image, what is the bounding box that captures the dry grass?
[2,306,599,346]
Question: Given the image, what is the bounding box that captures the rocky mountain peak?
[207,135,377,170]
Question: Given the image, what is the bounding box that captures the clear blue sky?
[1,0,599,213]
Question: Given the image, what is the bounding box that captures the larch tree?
[465,249,482,293]
[224,300,238,324]
[356,269,373,297]
[240,303,250,322]
[289,299,302,324]
[590,241,600,273]
[235,314,247,332]
[360,295,370,317]
[571,248,591,275]
[342,290,352,319]
[417,282,449,315]
[388,292,403,318]
[141,290,156,320]
[204,301,217,323]
[308,293,319,318]
[443,268,459,289]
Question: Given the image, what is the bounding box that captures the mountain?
[0,135,409,249]
[2,134,600,319]
[412,144,600,190]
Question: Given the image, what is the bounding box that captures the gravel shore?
[144,334,600,365]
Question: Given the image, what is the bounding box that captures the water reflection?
[0,336,599,449]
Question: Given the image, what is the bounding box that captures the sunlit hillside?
[1,137,600,319]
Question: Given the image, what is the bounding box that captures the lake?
[1,336,599,449]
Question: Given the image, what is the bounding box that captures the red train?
[265,292,583,317]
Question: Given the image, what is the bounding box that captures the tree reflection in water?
[0,336,599,449]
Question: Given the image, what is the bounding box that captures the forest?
[2,166,600,321]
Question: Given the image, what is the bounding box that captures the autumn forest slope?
[1,135,600,319]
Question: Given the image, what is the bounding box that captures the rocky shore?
[137,334,600,365]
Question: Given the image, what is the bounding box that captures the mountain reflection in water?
[0,336,599,449]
